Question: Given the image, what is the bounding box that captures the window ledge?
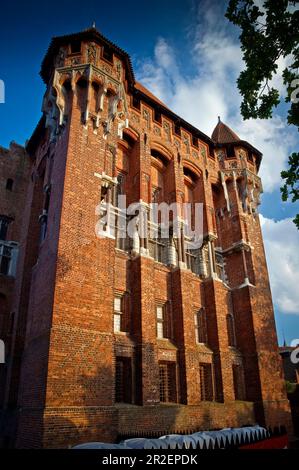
[196,343,214,354]
[0,273,15,280]
[157,338,177,349]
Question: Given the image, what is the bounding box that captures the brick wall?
[0,29,291,447]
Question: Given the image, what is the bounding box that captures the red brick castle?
[0,27,292,448]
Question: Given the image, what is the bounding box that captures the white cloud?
[135,0,299,318]
[234,117,296,192]
[135,0,297,193]
[260,215,299,314]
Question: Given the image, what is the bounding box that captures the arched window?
[183,165,200,230]
[76,78,88,119]
[61,80,72,116]
[227,313,236,347]
[183,166,198,203]
[148,150,170,262]
[151,149,168,204]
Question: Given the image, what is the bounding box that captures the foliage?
[285,380,297,394]
[226,0,299,228]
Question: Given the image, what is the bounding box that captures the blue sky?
[0,0,298,344]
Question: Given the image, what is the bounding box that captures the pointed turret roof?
[211,117,240,144]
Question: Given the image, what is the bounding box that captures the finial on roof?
[218,116,221,123]
[92,21,96,29]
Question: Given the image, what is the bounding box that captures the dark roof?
[40,27,135,85]
[135,82,169,109]
[211,118,240,144]
[133,86,214,149]
[211,118,262,169]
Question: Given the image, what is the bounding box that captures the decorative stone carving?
[101,63,113,75]
[87,43,97,65]
[239,172,248,212]
[143,108,150,129]
[116,61,122,80]
[55,47,67,68]
[238,149,247,159]
[42,70,69,142]
[216,149,225,163]
[153,125,161,136]
[130,113,140,124]
[103,92,119,137]
[220,171,231,213]
[163,121,171,142]
[192,150,198,159]
[93,83,106,128]
[71,57,81,66]
[118,118,129,139]
[199,144,207,163]
[238,149,247,169]
[182,132,190,154]
[103,82,129,139]
[48,60,129,140]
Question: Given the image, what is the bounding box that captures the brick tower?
[0,28,291,448]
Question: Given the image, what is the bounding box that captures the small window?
[174,122,181,136]
[154,108,161,123]
[156,304,170,339]
[199,363,214,401]
[149,231,167,264]
[113,294,129,333]
[159,361,177,403]
[156,306,164,339]
[103,45,113,63]
[6,179,13,191]
[115,357,132,403]
[194,309,207,344]
[70,40,81,54]
[227,313,237,347]
[186,244,199,275]
[226,144,235,159]
[132,95,140,110]
[114,296,123,333]
[192,136,198,148]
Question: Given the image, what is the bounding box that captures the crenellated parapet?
[220,167,263,216]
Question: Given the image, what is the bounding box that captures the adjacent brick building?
[0,27,292,448]
[0,142,31,413]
